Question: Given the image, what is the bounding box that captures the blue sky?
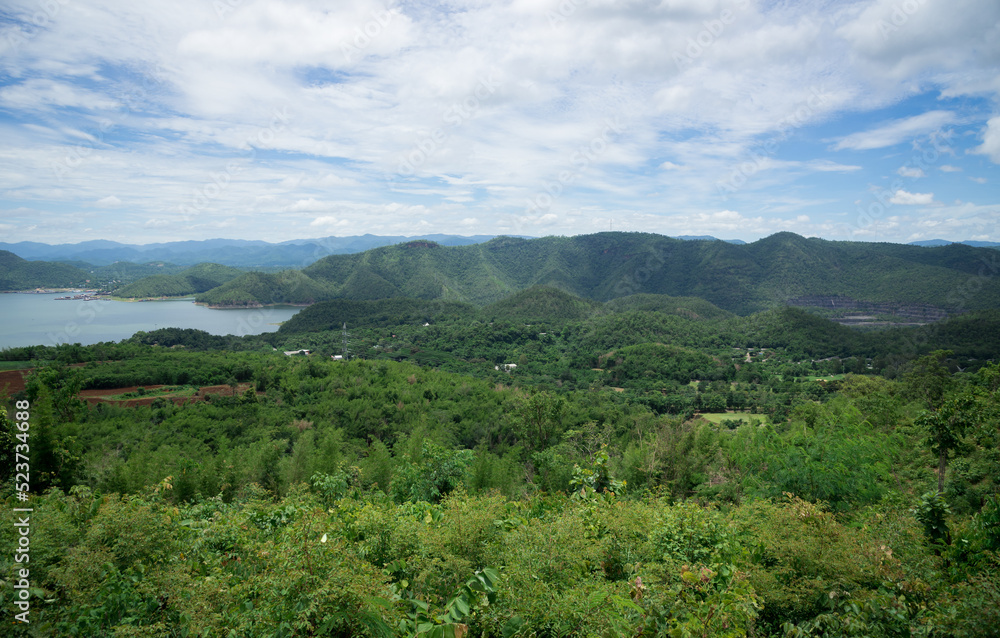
[0,0,997,245]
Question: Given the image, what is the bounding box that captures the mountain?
[0,234,513,267]
[0,250,92,290]
[114,263,245,298]
[673,235,747,244]
[278,298,479,333]
[194,270,331,307]
[910,239,1000,248]
[480,285,605,323]
[604,293,734,320]
[191,232,1000,315]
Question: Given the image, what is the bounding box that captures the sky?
[0,0,998,246]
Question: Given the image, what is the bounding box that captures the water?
[0,293,302,348]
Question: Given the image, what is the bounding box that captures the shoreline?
[3,288,101,294]
[110,295,196,302]
[194,301,315,310]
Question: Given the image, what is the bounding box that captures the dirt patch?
[80,383,252,407]
[0,369,30,395]
[79,385,165,397]
[196,384,248,398]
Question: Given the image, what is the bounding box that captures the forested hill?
[195,232,1000,314]
[0,250,91,290]
[114,263,244,298]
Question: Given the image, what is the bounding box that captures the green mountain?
[605,293,733,320]
[481,285,604,323]
[189,232,1000,315]
[0,250,91,290]
[194,270,331,307]
[279,298,478,332]
[115,263,244,298]
[90,261,188,288]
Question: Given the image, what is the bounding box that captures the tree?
[905,350,974,494]
[903,349,954,412]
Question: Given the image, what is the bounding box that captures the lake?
[0,293,302,349]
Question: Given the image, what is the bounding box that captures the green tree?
[916,391,977,494]
[905,350,975,493]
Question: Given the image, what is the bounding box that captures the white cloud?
[807,160,862,172]
[0,79,119,110]
[289,199,329,213]
[972,116,1000,164]
[889,190,934,205]
[940,165,962,172]
[897,166,925,178]
[96,195,122,208]
[969,177,987,184]
[310,215,349,227]
[0,0,997,244]
[832,111,956,151]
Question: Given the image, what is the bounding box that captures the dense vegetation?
[9,233,1000,316]
[2,235,1000,636]
[1,341,998,636]
[188,232,1000,314]
[0,251,90,290]
[114,263,244,299]
[194,271,332,307]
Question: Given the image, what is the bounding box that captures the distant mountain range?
[0,234,758,268]
[0,235,506,268]
[909,239,1000,248]
[7,233,1000,316]
[673,235,746,244]
[191,232,1000,315]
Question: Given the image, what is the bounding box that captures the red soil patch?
[2,364,254,407]
[81,383,252,407]
[79,385,165,397]
[0,369,30,395]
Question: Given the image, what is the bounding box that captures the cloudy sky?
[1,0,998,245]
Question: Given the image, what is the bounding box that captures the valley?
[2,232,999,636]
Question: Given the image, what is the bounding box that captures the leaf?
[368,596,393,609]
[453,596,470,617]
[502,616,526,638]
[585,589,608,609]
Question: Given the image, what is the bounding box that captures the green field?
[0,360,35,371]
[797,373,847,382]
[104,385,199,400]
[696,411,770,426]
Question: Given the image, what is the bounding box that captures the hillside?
[194,270,331,307]
[278,298,479,332]
[294,232,1000,314]
[480,285,605,323]
[114,263,244,298]
[0,250,91,290]
[604,293,733,320]
[0,234,506,267]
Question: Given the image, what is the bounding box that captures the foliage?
[0,250,90,289]
[114,262,243,298]
[390,442,474,504]
[2,306,1000,635]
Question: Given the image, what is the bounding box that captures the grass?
[103,386,199,401]
[697,411,771,427]
[797,374,847,382]
[0,361,35,371]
